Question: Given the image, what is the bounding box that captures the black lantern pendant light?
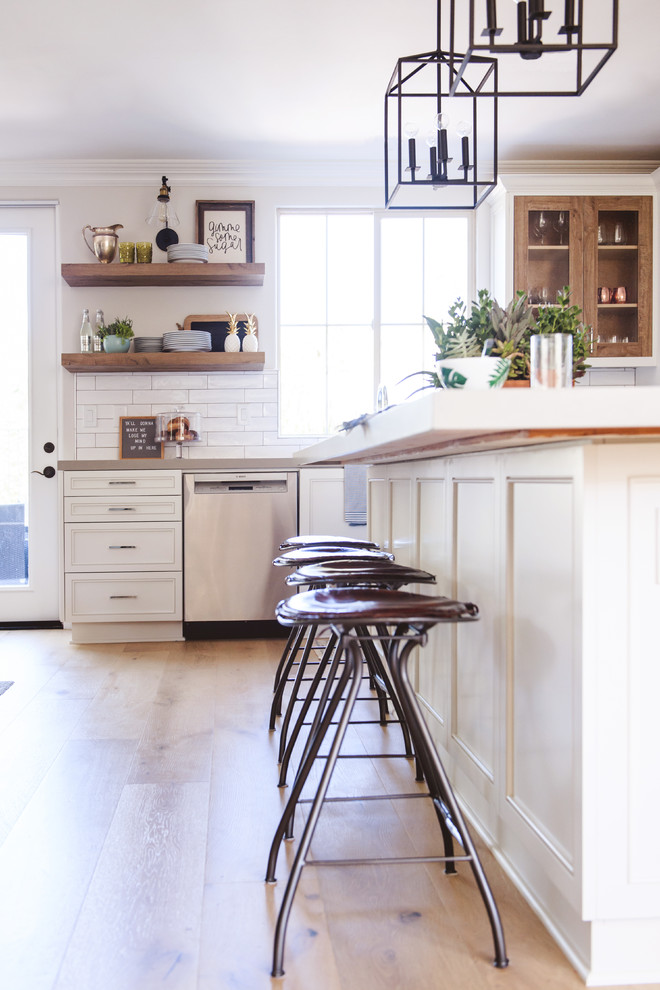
[446,0,618,97]
[385,33,499,209]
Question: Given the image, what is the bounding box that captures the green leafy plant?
[489,292,536,379]
[534,287,591,379]
[424,289,494,359]
[101,316,134,340]
[417,285,591,387]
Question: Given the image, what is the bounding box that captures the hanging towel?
[344,464,368,526]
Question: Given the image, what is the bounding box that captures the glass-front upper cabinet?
[514,196,653,359]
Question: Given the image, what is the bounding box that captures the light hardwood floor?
[0,629,652,990]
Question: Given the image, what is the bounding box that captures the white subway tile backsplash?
[80,389,134,404]
[189,388,245,403]
[75,375,97,391]
[246,388,277,403]
[132,389,189,405]
[207,373,264,389]
[94,374,152,389]
[204,418,241,432]
[151,375,209,389]
[73,369,298,461]
[207,403,240,417]
[246,416,278,431]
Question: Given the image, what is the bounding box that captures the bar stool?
[266,587,508,978]
[280,534,380,550]
[269,545,394,732]
[277,559,437,787]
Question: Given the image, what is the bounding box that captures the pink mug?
[613,287,627,304]
[598,287,611,303]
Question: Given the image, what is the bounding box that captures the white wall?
[2,175,383,460]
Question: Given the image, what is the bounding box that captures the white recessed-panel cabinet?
[63,470,183,643]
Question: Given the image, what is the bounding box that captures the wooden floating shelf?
[528,244,569,251]
[61,262,265,287]
[61,352,265,373]
[597,303,637,309]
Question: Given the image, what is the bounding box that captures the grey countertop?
[58,458,302,472]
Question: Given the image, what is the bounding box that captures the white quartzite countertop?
[296,386,660,465]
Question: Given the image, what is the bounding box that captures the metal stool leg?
[385,626,509,969]
[277,623,319,762]
[268,636,363,978]
[269,622,311,728]
[278,630,338,787]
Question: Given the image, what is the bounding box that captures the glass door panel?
[0,206,59,622]
[596,210,639,347]
[0,234,28,586]
[526,209,571,306]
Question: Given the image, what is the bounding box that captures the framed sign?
[183,313,258,352]
[119,417,163,459]
[195,200,255,263]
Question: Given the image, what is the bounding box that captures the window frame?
[277,207,476,439]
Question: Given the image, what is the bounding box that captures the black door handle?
[32,466,56,479]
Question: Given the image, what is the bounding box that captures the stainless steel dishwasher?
[183,472,297,630]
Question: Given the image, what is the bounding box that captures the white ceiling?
[1,0,659,172]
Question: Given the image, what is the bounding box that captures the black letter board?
[119,417,163,459]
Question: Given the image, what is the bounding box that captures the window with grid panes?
[278,211,470,437]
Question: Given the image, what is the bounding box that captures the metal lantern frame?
[385,49,499,210]
[446,0,618,97]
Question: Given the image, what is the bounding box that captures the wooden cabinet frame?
[514,195,653,359]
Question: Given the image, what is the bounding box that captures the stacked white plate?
[162,330,212,352]
[166,243,209,264]
[133,336,163,352]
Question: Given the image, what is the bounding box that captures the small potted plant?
[420,290,511,389]
[100,316,134,353]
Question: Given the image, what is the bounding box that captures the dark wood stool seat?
[273,545,394,567]
[277,561,437,786]
[285,559,436,588]
[280,534,379,550]
[266,587,508,978]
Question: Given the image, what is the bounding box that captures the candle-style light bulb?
[404,121,420,177]
[457,120,472,175]
[482,0,503,40]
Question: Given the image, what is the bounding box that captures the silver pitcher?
[82,223,124,264]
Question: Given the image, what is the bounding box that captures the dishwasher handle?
[193,478,289,494]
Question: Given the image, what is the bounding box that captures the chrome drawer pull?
[107,507,136,511]
[109,480,137,485]
[108,545,137,550]
[109,594,138,599]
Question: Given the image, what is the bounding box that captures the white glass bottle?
[93,309,105,352]
[79,308,93,353]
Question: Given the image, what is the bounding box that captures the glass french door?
[0,205,59,622]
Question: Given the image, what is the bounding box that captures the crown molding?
[500,159,660,175]
[0,158,383,187]
[0,157,657,189]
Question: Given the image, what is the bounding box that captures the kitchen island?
[297,387,660,987]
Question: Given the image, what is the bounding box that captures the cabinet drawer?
[65,572,182,622]
[65,522,182,571]
[64,470,180,496]
[64,495,182,522]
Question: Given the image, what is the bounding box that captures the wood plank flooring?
[0,629,653,990]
